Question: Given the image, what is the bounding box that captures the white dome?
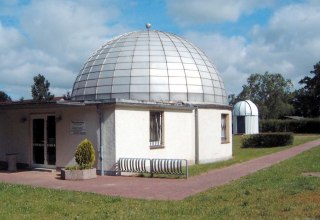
[233,100,258,116]
[71,29,228,104]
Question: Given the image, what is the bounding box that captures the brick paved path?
[1,139,320,200]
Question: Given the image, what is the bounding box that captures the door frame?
[30,114,56,169]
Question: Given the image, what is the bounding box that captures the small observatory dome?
[233,100,259,134]
[71,26,228,105]
[233,100,258,116]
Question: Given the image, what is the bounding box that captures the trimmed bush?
[260,119,320,133]
[75,139,95,170]
[241,133,293,148]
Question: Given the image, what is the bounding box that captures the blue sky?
[0,0,319,100]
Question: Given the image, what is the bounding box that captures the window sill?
[221,140,230,144]
[150,145,165,150]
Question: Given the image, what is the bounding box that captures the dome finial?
[145,23,151,30]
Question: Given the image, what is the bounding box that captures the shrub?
[65,165,78,170]
[241,133,293,148]
[75,139,95,170]
[260,119,320,133]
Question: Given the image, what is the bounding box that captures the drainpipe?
[195,107,199,164]
[96,104,104,176]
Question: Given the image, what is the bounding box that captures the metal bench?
[118,158,188,178]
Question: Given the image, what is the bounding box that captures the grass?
[188,134,320,176]
[0,138,320,219]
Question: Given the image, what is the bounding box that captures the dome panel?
[71,30,228,104]
[233,100,259,116]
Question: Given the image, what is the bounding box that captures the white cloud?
[183,32,249,95]
[21,0,120,63]
[1,0,319,101]
[248,0,320,84]
[182,1,320,96]
[0,22,23,49]
[0,0,125,100]
[166,0,275,25]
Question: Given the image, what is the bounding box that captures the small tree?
[63,91,71,100]
[31,74,54,101]
[0,91,12,102]
[75,139,95,170]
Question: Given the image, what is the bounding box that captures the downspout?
[195,106,199,164]
[96,104,104,176]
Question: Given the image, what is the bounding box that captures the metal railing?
[118,158,188,178]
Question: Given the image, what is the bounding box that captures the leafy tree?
[292,61,320,117]
[0,91,12,102]
[237,72,294,119]
[228,94,242,106]
[31,74,54,101]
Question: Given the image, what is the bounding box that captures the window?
[221,114,229,143]
[150,111,163,147]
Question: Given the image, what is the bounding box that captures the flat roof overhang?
[0,98,232,111]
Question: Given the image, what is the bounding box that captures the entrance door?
[237,116,246,134]
[32,116,56,168]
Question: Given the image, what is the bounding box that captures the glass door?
[46,116,56,166]
[32,116,56,168]
[33,118,45,165]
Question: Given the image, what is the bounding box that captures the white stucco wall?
[0,105,102,168]
[197,108,232,163]
[0,110,29,163]
[0,103,233,172]
[114,107,196,164]
[55,106,99,167]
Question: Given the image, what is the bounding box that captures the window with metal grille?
[150,111,163,146]
[221,114,228,142]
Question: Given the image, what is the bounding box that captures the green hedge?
[260,119,320,133]
[241,133,294,148]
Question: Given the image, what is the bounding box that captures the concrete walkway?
[1,139,320,201]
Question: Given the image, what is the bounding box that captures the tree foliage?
[228,94,239,106]
[292,61,320,117]
[63,91,71,100]
[0,91,12,102]
[31,74,54,101]
[237,72,294,119]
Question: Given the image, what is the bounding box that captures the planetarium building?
[0,25,232,174]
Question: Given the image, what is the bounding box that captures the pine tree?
[31,74,54,101]
[0,91,12,102]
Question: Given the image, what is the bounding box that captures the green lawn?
[188,134,320,176]
[0,134,320,219]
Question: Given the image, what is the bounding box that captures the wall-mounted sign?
[70,121,86,135]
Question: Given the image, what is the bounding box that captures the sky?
[0,0,319,100]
